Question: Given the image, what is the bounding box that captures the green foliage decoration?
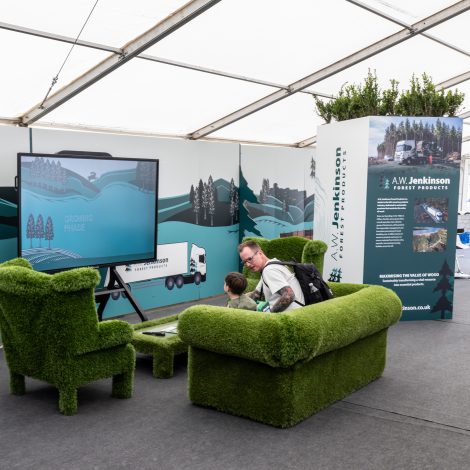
[314,71,465,123]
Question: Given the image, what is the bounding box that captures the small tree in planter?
[314,71,464,123]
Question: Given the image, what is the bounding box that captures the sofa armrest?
[179,285,402,368]
[96,320,133,349]
[287,285,401,363]
[178,306,286,367]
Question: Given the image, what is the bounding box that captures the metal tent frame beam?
[0,20,332,118]
[188,0,470,140]
[346,0,470,59]
[19,0,223,125]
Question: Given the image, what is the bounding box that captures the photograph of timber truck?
[421,203,444,223]
[395,140,442,165]
[413,198,448,224]
[114,241,207,288]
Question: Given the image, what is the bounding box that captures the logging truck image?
[395,140,415,163]
[396,140,442,165]
[421,203,443,223]
[114,242,207,288]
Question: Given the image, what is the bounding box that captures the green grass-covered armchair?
[0,258,135,415]
[242,236,328,292]
[178,282,402,428]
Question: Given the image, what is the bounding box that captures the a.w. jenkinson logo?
[379,175,390,189]
[330,147,346,263]
[390,176,450,191]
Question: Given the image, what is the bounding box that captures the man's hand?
[271,286,295,312]
[248,290,262,301]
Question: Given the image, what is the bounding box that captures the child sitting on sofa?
[224,272,257,311]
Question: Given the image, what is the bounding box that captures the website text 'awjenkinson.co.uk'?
[402,305,430,311]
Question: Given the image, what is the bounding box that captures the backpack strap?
[261,260,305,307]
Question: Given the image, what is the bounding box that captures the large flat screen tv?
[18,153,158,272]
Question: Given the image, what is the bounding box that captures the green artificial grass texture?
[242,236,328,292]
[132,315,187,378]
[178,284,401,368]
[188,330,387,428]
[179,282,402,427]
[0,258,136,415]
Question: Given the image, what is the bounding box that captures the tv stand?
[95,266,148,322]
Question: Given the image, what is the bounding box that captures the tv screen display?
[0,187,18,263]
[18,153,158,272]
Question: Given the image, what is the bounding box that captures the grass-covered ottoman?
[178,283,402,428]
[132,315,187,378]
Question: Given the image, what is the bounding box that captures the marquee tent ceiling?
[1,0,470,152]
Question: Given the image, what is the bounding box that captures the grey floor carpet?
[3,257,470,469]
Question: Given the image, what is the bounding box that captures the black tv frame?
[17,152,159,322]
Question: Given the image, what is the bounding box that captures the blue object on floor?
[459,232,470,244]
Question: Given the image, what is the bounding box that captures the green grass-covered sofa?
[0,258,136,415]
[242,236,328,292]
[178,282,402,428]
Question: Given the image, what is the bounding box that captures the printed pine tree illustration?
[239,169,261,239]
[45,216,54,249]
[229,178,238,224]
[310,157,315,178]
[383,178,390,189]
[198,179,204,220]
[192,183,200,224]
[208,175,215,226]
[431,259,454,319]
[202,183,209,220]
[259,178,270,204]
[26,214,35,248]
[35,214,45,248]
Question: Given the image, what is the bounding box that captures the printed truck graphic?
[115,242,207,288]
[395,140,443,165]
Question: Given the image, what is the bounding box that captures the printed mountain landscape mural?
[240,167,314,240]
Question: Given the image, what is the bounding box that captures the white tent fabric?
[1,0,469,150]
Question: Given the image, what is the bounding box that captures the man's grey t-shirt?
[256,258,305,311]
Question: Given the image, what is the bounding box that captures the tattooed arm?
[270,286,295,312]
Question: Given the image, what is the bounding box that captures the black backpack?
[262,260,333,306]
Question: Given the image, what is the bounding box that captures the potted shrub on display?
[313,71,464,123]
[313,71,465,321]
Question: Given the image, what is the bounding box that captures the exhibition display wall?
[0,126,314,319]
[315,116,462,320]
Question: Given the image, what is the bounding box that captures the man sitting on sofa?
[238,240,304,312]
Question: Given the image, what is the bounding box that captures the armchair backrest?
[242,236,327,287]
[0,259,101,374]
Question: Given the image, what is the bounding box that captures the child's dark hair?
[225,272,247,296]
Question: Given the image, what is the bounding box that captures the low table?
[132,314,187,378]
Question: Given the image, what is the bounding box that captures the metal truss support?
[19,0,222,125]
[189,0,470,140]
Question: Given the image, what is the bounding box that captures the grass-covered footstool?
[132,314,187,378]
